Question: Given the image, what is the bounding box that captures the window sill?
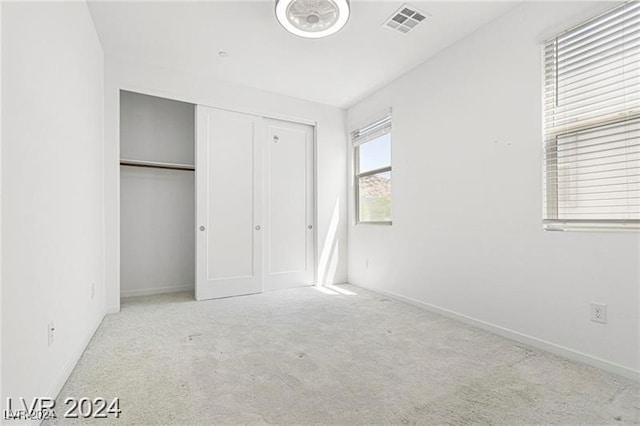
[543,221,640,232]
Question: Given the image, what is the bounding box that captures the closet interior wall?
[119,90,195,298]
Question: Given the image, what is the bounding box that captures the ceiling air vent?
[383,4,428,34]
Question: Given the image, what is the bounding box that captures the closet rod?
[120,159,195,171]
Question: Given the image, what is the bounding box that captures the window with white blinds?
[543,1,640,230]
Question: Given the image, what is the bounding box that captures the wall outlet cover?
[591,303,607,324]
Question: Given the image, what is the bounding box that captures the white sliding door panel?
[264,119,315,291]
[196,106,263,300]
[268,127,306,272]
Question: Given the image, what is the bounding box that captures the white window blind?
[352,114,392,146]
[543,1,640,230]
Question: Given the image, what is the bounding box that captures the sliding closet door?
[264,119,315,291]
[196,106,264,300]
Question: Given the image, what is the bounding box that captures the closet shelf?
[120,159,195,171]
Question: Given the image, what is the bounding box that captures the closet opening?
[119,90,196,300]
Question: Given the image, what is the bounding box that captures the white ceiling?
[87,1,519,108]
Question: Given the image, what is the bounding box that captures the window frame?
[353,114,392,225]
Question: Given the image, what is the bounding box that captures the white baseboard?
[47,309,106,401]
[349,283,640,381]
[120,284,194,298]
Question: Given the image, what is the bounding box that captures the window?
[353,114,392,224]
[543,2,640,230]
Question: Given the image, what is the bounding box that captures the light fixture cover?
[276,0,350,38]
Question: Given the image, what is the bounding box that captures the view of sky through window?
[359,133,391,172]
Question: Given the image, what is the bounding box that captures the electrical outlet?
[47,322,55,347]
[591,303,607,324]
[91,282,95,300]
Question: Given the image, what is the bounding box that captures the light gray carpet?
[49,285,639,425]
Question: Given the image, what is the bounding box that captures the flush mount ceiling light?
[275,0,350,38]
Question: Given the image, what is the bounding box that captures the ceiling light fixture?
[275,0,350,39]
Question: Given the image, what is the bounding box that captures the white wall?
[1,0,105,409]
[104,56,348,311]
[0,1,4,409]
[120,168,195,297]
[348,1,640,378]
[120,91,195,164]
[120,91,195,297]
